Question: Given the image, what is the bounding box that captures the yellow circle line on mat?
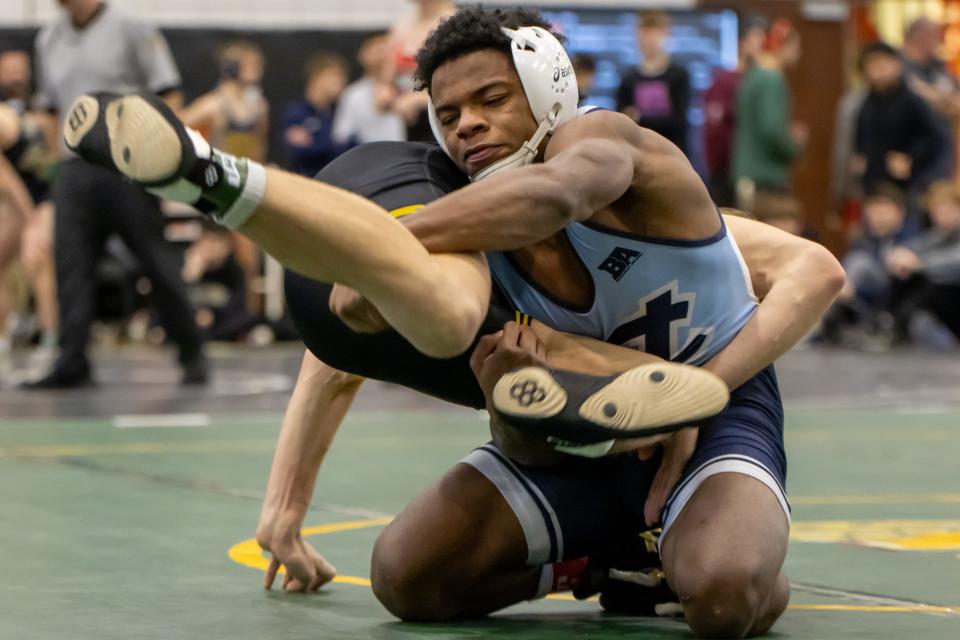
[228,517,393,582]
[228,518,959,614]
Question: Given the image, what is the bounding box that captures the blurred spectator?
[572,54,597,103]
[831,79,867,228]
[182,41,269,162]
[386,0,456,142]
[902,18,960,123]
[852,42,952,219]
[886,180,960,344]
[182,41,270,318]
[751,190,804,236]
[0,50,33,114]
[845,187,912,304]
[703,14,768,206]
[282,52,351,178]
[332,32,406,145]
[901,17,959,187]
[732,19,807,206]
[617,11,691,154]
[27,0,206,388]
[0,71,58,370]
[820,185,914,346]
[0,106,35,367]
[0,50,58,151]
[181,225,258,341]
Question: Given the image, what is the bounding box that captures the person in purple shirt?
[282,52,353,177]
[617,11,690,155]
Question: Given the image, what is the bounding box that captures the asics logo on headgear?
[553,65,573,83]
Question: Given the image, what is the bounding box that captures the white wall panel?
[1,1,695,29]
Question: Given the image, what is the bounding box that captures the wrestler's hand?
[257,509,337,593]
[643,427,698,527]
[329,284,389,334]
[469,321,550,403]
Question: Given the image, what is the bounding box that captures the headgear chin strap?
[428,25,579,181]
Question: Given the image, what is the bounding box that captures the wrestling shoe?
[574,529,683,618]
[491,362,728,444]
[62,92,265,229]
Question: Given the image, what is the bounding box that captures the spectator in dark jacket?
[617,10,690,154]
[282,52,351,178]
[852,42,953,217]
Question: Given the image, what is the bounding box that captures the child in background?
[819,185,915,346]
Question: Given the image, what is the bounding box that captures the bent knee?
[751,574,790,637]
[422,299,485,359]
[370,529,458,622]
[674,562,776,638]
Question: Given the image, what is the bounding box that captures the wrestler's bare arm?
[706,215,845,390]
[403,111,640,252]
[257,351,364,592]
[528,319,660,375]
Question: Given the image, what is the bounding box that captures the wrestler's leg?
[658,367,790,639]
[240,168,490,358]
[64,93,489,358]
[371,463,538,620]
[372,445,657,621]
[662,474,789,638]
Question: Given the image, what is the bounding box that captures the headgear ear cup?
[764,18,795,53]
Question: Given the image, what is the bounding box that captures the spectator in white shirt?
[333,32,406,146]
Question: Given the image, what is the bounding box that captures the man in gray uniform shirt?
[25,0,207,388]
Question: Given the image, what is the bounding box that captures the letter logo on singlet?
[608,281,713,363]
[598,247,641,282]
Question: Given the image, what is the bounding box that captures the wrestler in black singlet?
[284,142,513,408]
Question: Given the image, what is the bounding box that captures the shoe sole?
[64,94,183,184]
[493,363,729,437]
[492,366,570,420]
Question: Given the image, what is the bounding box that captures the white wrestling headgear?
[428,25,579,182]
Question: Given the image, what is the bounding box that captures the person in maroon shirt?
[703,15,768,206]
